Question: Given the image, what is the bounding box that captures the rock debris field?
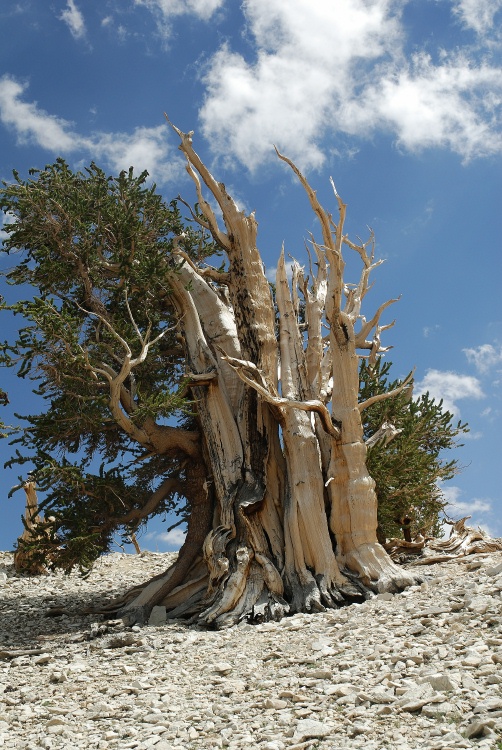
[1,550,502,750]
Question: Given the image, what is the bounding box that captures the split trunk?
[113,127,419,628]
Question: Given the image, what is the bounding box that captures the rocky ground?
[1,549,502,750]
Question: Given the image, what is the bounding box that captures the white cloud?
[452,0,502,35]
[448,497,492,514]
[423,324,440,338]
[0,76,84,152]
[0,211,16,243]
[265,260,295,283]
[134,0,224,38]
[352,53,502,161]
[144,528,186,550]
[200,0,401,171]
[416,368,484,415]
[59,0,86,41]
[440,484,462,505]
[158,528,187,547]
[463,430,483,440]
[441,485,493,532]
[199,0,502,170]
[0,76,183,185]
[92,125,183,184]
[463,343,502,374]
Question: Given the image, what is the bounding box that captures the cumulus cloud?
[0,211,16,243]
[415,368,484,415]
[0,76,84,152]
[349,53,502,160]
[144,528,186,550]
[92,125,183,184]
[449,497,492,514]
[134,0,224,38]
[200,0,401,170]
[452,0,502,35]
[59,0,86,40]
[441,485,494,532]
[199,0,502,170]
[463,343,502,374]
[0,76,182,185]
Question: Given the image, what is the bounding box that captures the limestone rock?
[293,719,332,741]
[264,698,288,709]
[485,561,502,576]
[423,673,459,692]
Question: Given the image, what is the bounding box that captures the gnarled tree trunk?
[112,126,421,628]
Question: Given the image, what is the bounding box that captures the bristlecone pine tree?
[2,124,466,627]
[360,359,469,545]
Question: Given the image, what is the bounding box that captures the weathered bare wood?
[0,649,46,659]
[275,250,354,607]
[411,517,502,564]
[384,536,426,559]
[365,421,403,448]
[221,352,340,439]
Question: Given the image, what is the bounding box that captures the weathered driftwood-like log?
[0,648,46,660]
[410,517,502,565]
[384,536,426,560]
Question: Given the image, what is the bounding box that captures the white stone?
[264,699,288,710]
[375,592,394,601]
[363,687,396,704]
[423,673,459,692]
[212,662,232,675]
[421,702,457,718]
[310,637,332,651]
[33,653,52,665]
[293,719,331,742]
[485,561,502,576]
[467,596,492,614]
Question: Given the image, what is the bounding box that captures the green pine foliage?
[360,359,469,542]
[0,160,217,571]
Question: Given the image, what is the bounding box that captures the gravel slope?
[1,549,502,750]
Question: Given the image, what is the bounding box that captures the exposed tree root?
[341,542,422,592]
[95,534,372,628]
[88,516,502,628]
[384,536,426,561]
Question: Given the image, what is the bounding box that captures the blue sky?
[0,0,501,553]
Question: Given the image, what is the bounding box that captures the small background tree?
[360,359,469,542]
